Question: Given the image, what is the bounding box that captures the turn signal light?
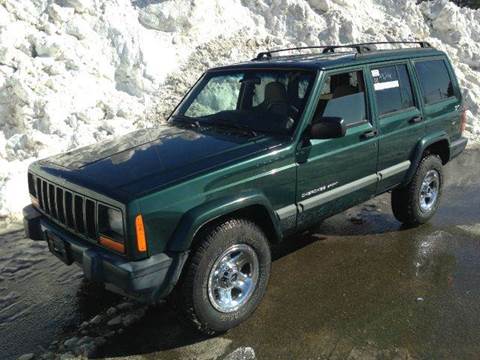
[99,235,125,253]
[135,214,147,252]
[31,195,39,208]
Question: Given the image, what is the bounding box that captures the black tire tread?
[391,154,443,226]
[172,218,269,335]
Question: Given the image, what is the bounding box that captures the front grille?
[30,174,97,241]
[74,195,85,233]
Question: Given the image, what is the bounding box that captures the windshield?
[173,69,316,136]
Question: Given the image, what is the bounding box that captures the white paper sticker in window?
[371,69,380,77]
[374,80,400,91]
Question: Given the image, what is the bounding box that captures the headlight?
[107,208,124,236]
[98,204,124,240]
[28,173,39,208]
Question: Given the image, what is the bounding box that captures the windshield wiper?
[173,115,260,138]
[205,120,258,138]
[171,115,201,129]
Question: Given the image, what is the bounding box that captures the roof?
[209,43,446,73]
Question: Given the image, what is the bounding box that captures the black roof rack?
[253,41,432,61]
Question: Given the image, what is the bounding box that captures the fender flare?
[402,131,450,186]
[166,190,282,252]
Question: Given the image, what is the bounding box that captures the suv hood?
[35,125,282,201]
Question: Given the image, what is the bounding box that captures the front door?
[296,68,378,228]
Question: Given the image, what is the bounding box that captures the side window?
[372,64,414,116]
[317,71,367,126]
[415,59,455,104]
[397,65,415,109]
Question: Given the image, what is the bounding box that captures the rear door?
[296,68,378,228]
[368,61,425,193]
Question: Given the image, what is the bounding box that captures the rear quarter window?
[414,59,456,105]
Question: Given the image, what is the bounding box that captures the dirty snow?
[0,0,479,222]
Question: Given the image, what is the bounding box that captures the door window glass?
[398,65,415,109]
[317,71,366,126]
[372,64,414,116]
[415,60,455,104]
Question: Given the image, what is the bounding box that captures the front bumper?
[23,205,188,303]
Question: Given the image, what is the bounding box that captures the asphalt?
[1,148,479,359]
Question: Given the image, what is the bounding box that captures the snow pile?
[0,0,479,222]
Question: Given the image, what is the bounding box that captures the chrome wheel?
[419,169,440,212]
[208,244,259,313]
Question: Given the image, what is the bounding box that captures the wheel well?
[191,204,280,248]
[424,140,450,164]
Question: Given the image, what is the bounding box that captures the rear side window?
[316,71,367,126]
[415,59,455,104]
[372,64,414,116]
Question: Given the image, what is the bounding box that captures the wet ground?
[1,149,479,360]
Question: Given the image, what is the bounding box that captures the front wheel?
[391,154,444,226]
[174,219,271,335]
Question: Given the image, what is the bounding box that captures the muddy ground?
[1,149,479,360]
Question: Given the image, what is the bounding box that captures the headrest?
[264,82,287,103]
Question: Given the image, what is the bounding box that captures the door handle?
[361,129,378,139]
[409,116,423,124]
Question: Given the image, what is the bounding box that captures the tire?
[173,218,271,335]
[391,154,443,226]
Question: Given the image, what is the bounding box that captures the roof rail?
[354,41,432,50]
[253,41,433,60]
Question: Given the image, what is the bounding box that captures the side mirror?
[310,117,346,139]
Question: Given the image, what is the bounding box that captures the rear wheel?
[391,154,443,226]
[174,218,271,335]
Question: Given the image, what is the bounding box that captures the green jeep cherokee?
[24,41,468,334]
